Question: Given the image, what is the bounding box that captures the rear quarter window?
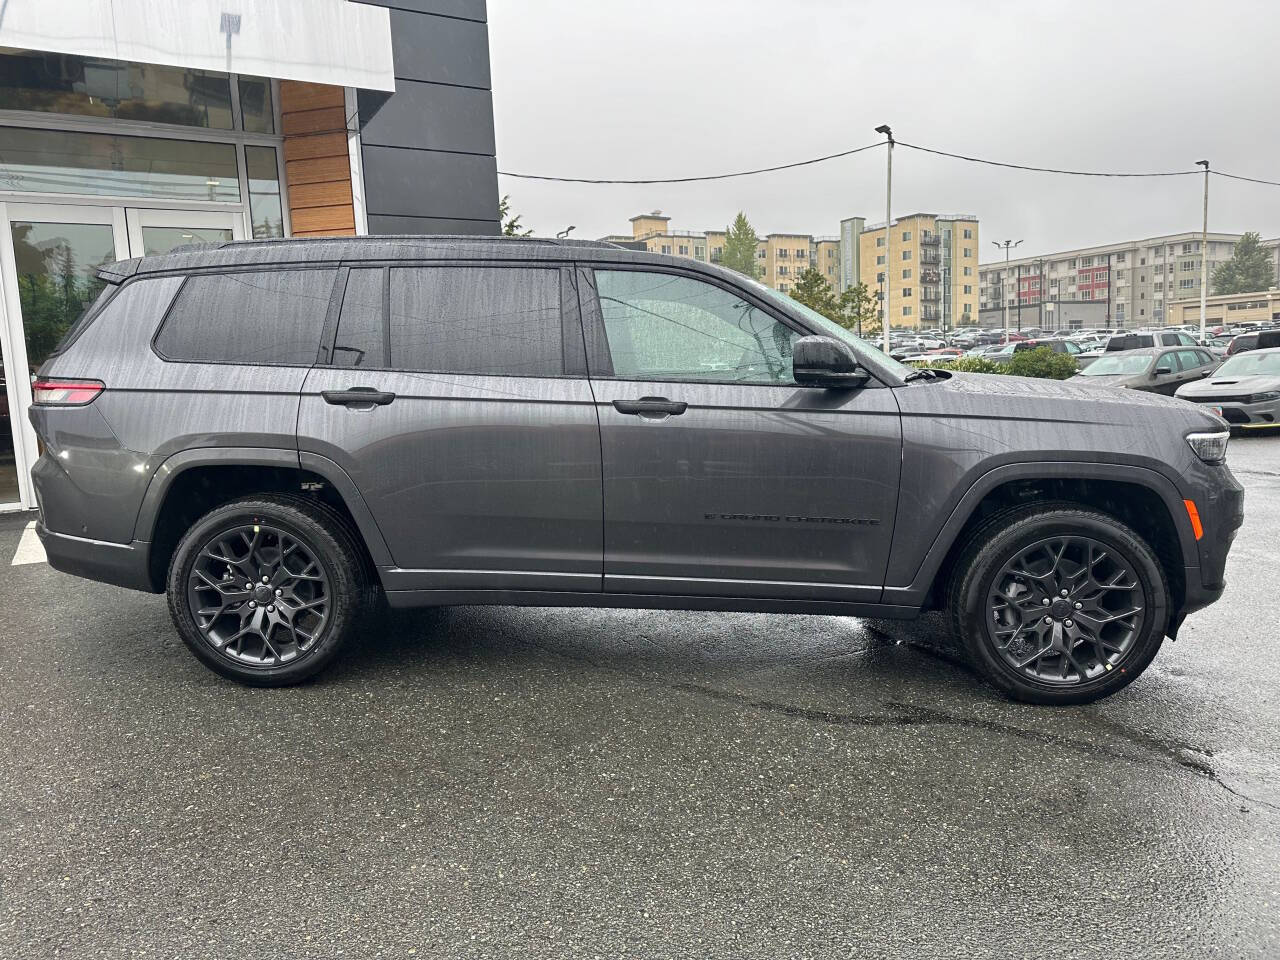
[154,268,338,365]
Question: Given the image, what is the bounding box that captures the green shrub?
[931,355,1004,375]
[1004,347,1078,380]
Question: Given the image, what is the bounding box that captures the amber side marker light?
[31,379,104,406]
[1183,499,1204,541]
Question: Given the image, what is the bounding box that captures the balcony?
[920,307,941,321]
[920,288,941,301]
[920,269,942,284]
[920,251,940,265]
[920,232,941,246]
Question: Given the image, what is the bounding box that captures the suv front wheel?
[948,503,1170,705]
[167,494,368,685]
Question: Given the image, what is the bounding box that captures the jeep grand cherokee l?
[28,237,1244,704]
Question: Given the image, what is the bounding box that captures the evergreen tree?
[719,212,761,278]
[1212,232,1276,294]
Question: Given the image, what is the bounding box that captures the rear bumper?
[36,522,155,593]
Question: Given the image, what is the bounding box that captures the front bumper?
[1180,465,1245,616]
[1184,395,1280,429]
[36,522,155,593]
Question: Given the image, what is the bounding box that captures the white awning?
[0,0,395,92]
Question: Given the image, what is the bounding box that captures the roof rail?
[215,234,627,252]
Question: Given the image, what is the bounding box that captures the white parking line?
[10,522,47,566]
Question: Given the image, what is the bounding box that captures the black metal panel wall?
[350,0,499,235]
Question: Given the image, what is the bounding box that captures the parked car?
[1175,347,1280,429]
[1069,346,1219,395]
[987,339,1083,363]
[29,236,1242,704]
[1078,329,1200,369]
[1226,329,1280,356]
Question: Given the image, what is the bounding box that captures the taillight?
[31,378,104,406]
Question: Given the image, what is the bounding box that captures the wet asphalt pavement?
[1,439,1279,959]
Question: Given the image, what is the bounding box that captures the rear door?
[578,265,902,603]
[298,262,603,595]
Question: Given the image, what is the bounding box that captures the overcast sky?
[488,0,1280,263]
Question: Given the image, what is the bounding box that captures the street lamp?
[875,124,893,354]
[992,239,1022,344]
[1197,160,1209,342]
[556,226,576,239]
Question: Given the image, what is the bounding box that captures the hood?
[1176,373,1280,398]
[899,371,1222,429]
[1066,373,1146,389]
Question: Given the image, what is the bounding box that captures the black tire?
[167,494,368,686]
[946,502,1169,706]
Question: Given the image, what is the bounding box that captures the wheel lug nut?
[1043,615,1052,624]
[245,583,253,590]
[1059,589,1068,597]
[1041,598,1050,606]
[1073,601,1082,610]
[262,576,270,583]
[275,589,282,597]
[267,605,275,613]
[1064,619,1074,627]
[248,601,256,608]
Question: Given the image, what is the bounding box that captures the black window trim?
[314,258,583,381]
[150,264,344,369]
[576,261,890,389]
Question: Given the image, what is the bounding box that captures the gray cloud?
[488,0,1280,260]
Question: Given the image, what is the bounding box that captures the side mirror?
[792,335,870,388]
[1154,365,1173,376]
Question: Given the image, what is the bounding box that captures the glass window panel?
[238,76,275,134]
[333,269,386,368]
[389,267,563,376]
[10,220,115,369]
[0,126,239,201]
[595,270,796,383]
[155,270,337,365]
[139,226,234,256]
[0,47,233,128]
[245,145,284,237]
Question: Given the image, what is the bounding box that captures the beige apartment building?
[858,213,980,329]
[1165,290,1280,328]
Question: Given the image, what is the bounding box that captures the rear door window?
[155,268,338,365]
[388,266,563,376]
[332,268,386,368]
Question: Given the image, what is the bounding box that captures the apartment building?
[856,213,980,329]
[606,214,835,293]
[1165,290,1280,328]
[977,232,1280,329]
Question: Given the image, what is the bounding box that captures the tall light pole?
[876,124,893,353]
[992,239,1022,344]
[1197,160,1210,341]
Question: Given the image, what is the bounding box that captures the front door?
[0,203,243,510]
[579,266,902,604]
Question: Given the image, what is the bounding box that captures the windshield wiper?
[903,368,941,382]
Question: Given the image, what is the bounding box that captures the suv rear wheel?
[948,502,1169,705]
[167,494,368,685]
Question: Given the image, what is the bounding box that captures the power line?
[496,141,883,184]
[1211,169,1280,188]
[895,140,1200,178]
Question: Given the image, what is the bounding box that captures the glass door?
[0,202,128,509]
[124,208,244,256]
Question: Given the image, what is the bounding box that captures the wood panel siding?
[279,81,357,237]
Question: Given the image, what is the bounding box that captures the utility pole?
[1197,160,1210,341]
[1035,258,1045,330]
[876,124,893,354]
[992,239,1022,344]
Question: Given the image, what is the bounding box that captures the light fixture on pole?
[556,226,576,239]
[875,124,893,354]
[992,239,1022,344]
[1197,160,1209,342]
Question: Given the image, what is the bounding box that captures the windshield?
[751,279,913,379]
[1215,351,1280,377]
[1080,354,1152,376]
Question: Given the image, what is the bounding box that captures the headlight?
[1187,430,1229,464]
[1248,391,1280,403]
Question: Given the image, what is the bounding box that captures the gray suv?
[28,237,1244,704]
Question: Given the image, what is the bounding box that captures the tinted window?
[389,266,563,376]
[333,268,385,368]
[595,270,797,383]
[156,269,336,364]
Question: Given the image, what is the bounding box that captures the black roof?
[97,234,690,283]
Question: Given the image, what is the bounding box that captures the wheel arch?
[884,462,1195,617]
[135,448,393,592]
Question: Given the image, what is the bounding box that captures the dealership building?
[0,0,499,511]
